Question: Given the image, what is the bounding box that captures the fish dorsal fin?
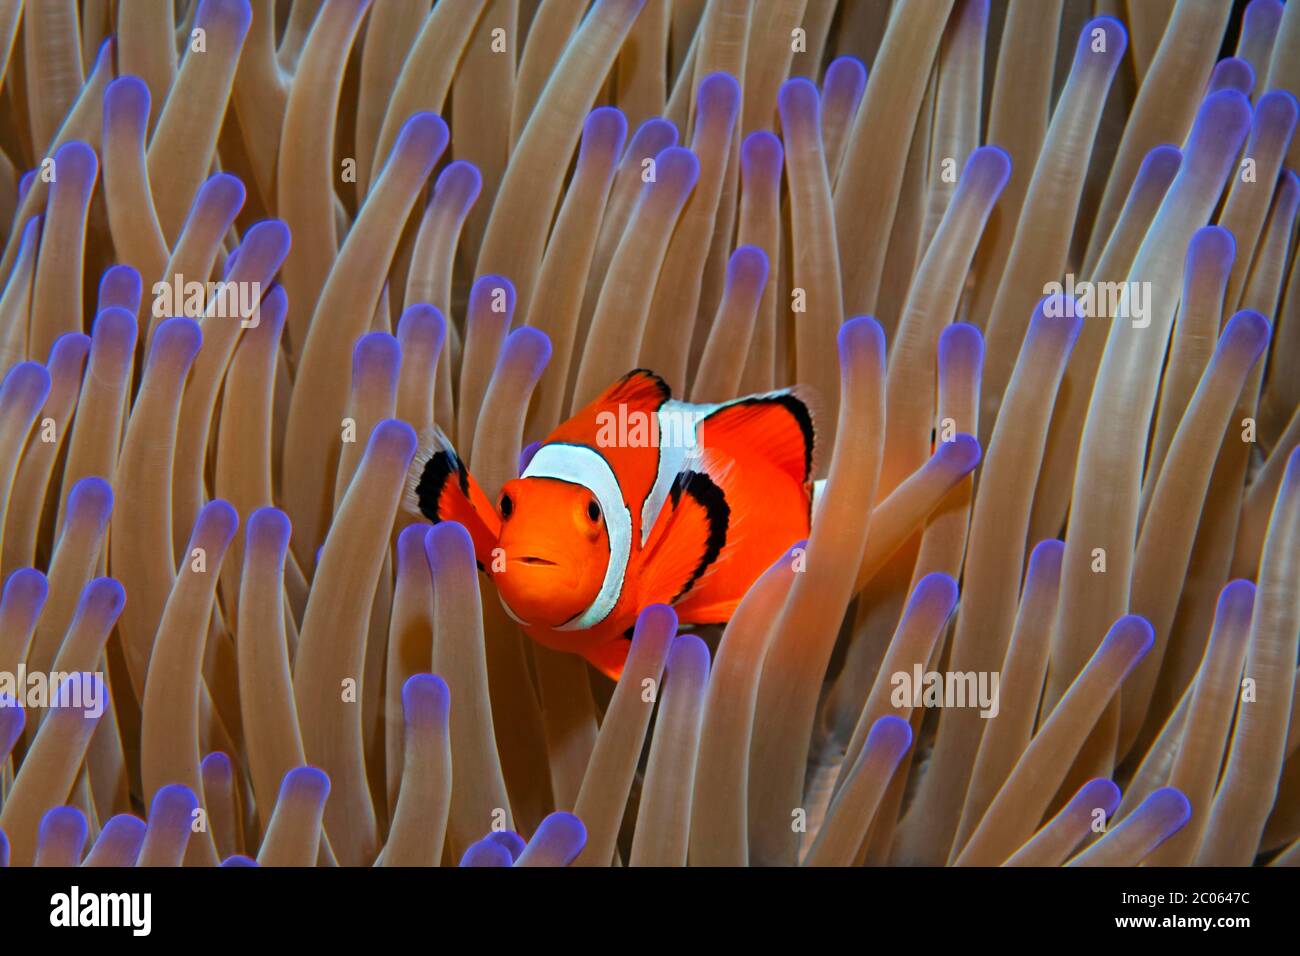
[699,391,815,488]
[595,368,672,413]
[404,425,501,569]
[640,467,730,606]
[558,369,672,440]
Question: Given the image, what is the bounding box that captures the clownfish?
[404,370,815,680]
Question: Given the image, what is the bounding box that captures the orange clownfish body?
[406,370,815,680]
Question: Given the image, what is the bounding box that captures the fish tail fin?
[404,425,502,569]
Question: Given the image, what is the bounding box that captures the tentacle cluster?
[0,0,1295,868]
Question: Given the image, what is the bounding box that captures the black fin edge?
[414,449,470,524]
[619,368,672,404]
[667,470,730,603]
[719,393,815,486]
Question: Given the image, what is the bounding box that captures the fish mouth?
[519,555,558,567]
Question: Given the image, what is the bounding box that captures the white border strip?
[522,444,632,630]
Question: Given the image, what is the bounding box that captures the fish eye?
[586,499,601,523]
[500,493,514,519]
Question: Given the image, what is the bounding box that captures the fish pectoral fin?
[640,469,729,606]
[404,425,501,570]
[672,594,742,626]
[584,637,632,681]
[699,391,816,488]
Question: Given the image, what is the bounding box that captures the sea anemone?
[0,0,1296,870]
